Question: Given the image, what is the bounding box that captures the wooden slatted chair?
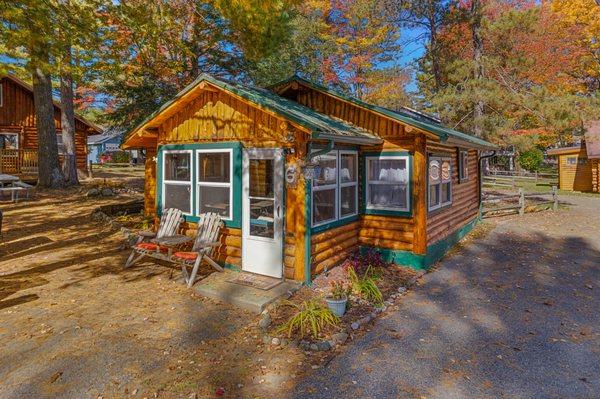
[124,208,184,268]
[170,212,224,287]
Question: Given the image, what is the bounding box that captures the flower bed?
[264,250,419,350]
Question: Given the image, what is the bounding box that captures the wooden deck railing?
[0,149,39,177]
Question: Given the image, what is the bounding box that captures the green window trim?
[157,142,243,228]
[361,151,413,217]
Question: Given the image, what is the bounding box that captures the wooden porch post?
[413,133,427,255]
[144,146,157,218]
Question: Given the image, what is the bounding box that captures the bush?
[518,149,543,172]
[348,266,383,306]
[344,248,388,276]
[111,150,130,163]
[277,299,339,339]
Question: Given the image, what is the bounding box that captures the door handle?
[276,205,281,218]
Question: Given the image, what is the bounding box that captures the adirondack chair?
[169,212,224,287]
[124,208,184,268]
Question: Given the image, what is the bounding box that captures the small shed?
[547,124,600,193]
[122,74,497,284]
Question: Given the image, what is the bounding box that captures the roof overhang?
[313,131,382,146]
[546,146,582,156]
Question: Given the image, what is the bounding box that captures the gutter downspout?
[303,139,334,286]
[478,150,496,217]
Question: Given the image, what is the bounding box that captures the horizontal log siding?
[592,159,599,193]
[426,143,479,245]
[180,223,242,268]
[19,127,88,170]
[149,86,310,280]
[311,221,360,275]
[558,151,593,192]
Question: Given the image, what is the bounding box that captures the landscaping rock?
[330,332,348,345]
[271,337,280,346]
[351,322,360,330]
[288,340,298,348]
[262,335,271,345]
[299,340,311,350]
[310,343,318,351]
[280,338,288,347]
[317,340,331,351]
[86,188,100,197]
[359,315,371,325]
[258,314,271,330]
[397,286,407,294]
[101,188,114,197]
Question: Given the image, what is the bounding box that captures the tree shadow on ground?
[292,226,600,399]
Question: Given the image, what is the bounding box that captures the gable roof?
[124,74,382,147]
[1,74,103,134]
[271,75,498,150]
[546,145,584,156]
[88,130,123,145]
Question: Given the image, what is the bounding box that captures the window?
[162,151,192,214]
[459,150,469,182]
[365,155,410,212]
[429,156,452,211]
[0,133,18,150]
[566,156,577,165]
[197,149,232,220]
[312,149,358,227]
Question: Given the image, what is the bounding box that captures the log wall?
[426,142,479,245]
[147,84,310,279]
[592,159,599,193]
[557,151,593,192]
[0,76,96,171]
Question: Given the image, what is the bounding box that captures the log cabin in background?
[0,74,102,181]
[123,74,497,284]
[547,125,600,193]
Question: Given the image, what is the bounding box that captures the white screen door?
[242,148,284,277]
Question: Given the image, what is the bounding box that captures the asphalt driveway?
[294,195,600,399]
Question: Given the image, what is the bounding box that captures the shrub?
[344,248,388,276]
[111,150,130,164]
[277,299,339,339]
[348,266,383,306]
[518,149,543,172]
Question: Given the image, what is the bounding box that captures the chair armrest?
[137,230,156,238]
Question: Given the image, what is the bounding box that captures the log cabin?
[122,74,497,284]
[0,74,102,180]
[547,126,600,193]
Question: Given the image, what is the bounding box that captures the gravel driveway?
[294,195,600,399]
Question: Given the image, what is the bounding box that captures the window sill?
[428,203,453,216]
[363,208,412,218]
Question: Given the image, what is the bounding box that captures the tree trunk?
[471,0,484,139]
[60,46,79,185]
[428,1,442,92]
[31,48,65,188]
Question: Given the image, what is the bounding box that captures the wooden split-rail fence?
[482,186,558,218]
[483,170,558,188]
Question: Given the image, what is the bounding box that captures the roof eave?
[313,131,382,146]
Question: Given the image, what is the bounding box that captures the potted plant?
[325,280,352,316]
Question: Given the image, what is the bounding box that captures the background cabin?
[547,127,600,193]
[0,74,101,180]
[123,74,497,284]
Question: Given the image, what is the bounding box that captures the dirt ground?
[0,183,318,398]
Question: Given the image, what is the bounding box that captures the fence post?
[88,160,93,179]
[512,175,516,187]
[552,185,558,211]
[535,171,538,184]
[519,188,525,216]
